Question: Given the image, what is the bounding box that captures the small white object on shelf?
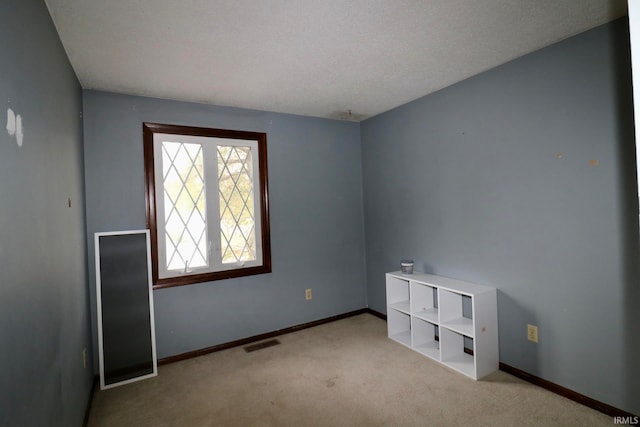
[386,271,499,380]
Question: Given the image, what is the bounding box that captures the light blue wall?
[82,91,367,361]
[361,18,639,414]
[0,0,93,425]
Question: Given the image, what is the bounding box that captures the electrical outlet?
[305,288,312,300]
[527,324,538,343]
[83,348,87,369]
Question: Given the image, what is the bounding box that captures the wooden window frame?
[143,122,272,289]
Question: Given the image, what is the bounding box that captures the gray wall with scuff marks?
[82,91,367,362]
[0,0,93,425]
[361,18,639,415]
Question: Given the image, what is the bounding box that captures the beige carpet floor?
[87,314,611,426]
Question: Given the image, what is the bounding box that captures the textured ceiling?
[44,0,628,121]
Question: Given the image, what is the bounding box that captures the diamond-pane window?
[145,123,271,288]
[217,146,256,263]
[161,141,208,271]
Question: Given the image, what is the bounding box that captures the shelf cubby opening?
[439,289,474,337]
[410,282,438,323]
[411,317,440,361]
[440,328,475,378]
[387,309,411,347]
[386,276,410,314]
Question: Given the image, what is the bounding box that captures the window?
[143,123,271,288]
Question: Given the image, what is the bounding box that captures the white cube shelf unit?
[386,271,499,380]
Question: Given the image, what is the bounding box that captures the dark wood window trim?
[143,122,271,289]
